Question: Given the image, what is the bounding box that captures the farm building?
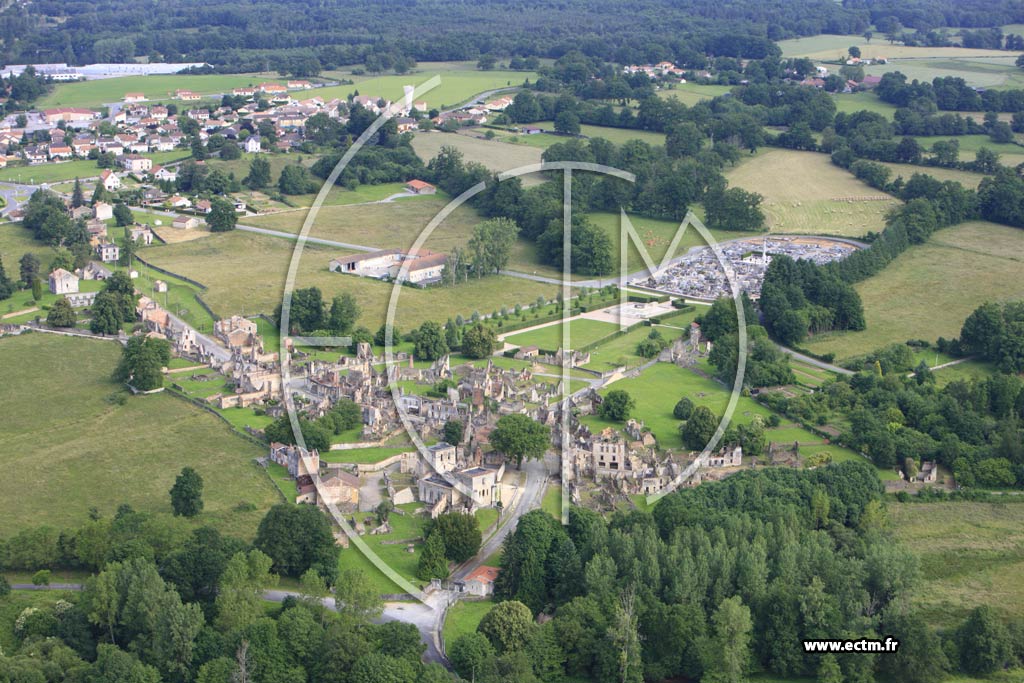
[329,248,448,285]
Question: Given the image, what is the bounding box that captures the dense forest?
[0,0,869,69]
[475,461,1024,682]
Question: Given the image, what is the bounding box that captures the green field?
[141,229,558,330]
[831,91,898,118]
[443,599,494,647]
[877,161,988,189]
[541,483,561,519]
[656,82,733,106]
[411,130,544,178]
[802,221,1024,361]
[38,74,288,109]
[316,64,536,110]
[580,313,698,373]
[726,149,899,237]
[892,501,1024,628]
[336,502,429,595]
[530,122,667,147]
[503,318,619,351]
[0,151,190,185]
[320,446,410,464]
[0,334,278,538]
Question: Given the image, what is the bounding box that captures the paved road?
[234,223,379,252]
[450,458,547,582]
[775,345,854,376]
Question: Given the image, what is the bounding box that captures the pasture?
[312,65,536,110]
[530,122,667,147]
[0,151,190,185]
[38,74,286,109]
[831,92,898,118]
[0,334,278,539]
[656,82,733,106]
[411,130,544,176]
[140,229,558,330]
[802,221,1024,361]
[725,149,900,237]
[891,500,1024,628]
[877,161,987,189]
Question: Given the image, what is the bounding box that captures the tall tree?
[243,156,271,189]
[207,197,238,232]
[71,177,85,208]
[490,413,550,467]
[170,467,204,517]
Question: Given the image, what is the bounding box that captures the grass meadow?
[802,221,1024,361]
[411,130,544,177]
[725,149,900,237]
[140,229,558,330]
[655,83,734,106]
[316,64,537,110]
[0,334,279,538]
[38,74,288,109]
[891,500,1024,629]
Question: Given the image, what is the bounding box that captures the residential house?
[172,215,201,230]
[93,201,113,221]
[244,136,262,153]
[96,243,120,263]
[167,195,192,209]
[175,90,201,101]
[463,566,499,597]
[47,145,72,160]
[129,226,154,245]
[151,165,177,182]
[120,154,153,174]
[405,179,436,195]
[99,169,121,192]
[123,93,147,103]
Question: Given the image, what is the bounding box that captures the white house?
[244,136,262,153]
[93,201,113,221]
[96,243,120,263]
[99,169,121,192]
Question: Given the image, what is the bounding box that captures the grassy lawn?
[320,446,410,465]
[443,599,494,646]
[541,483,561,520]
[475,507,498,533]
[891,500,1024,629]
[313,66,536,110]
[141,229,558,330]
[581,317,694,373]
[725,149,900,238]
[336,502,427,595]
[655,82,733,106]
[802,221,1024,361]
[503,318,619,351]
[0,334,278,539]
[38,74,288,109]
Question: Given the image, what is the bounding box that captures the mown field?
[802,221,1024,361]
[0,151,188,185]
[411,130,544,177]
[140,229,558,330]
[891,501,1024,629]
[655,82,733,106]
[502,318,619,351]
[877,161,988,189]
[831,91,899,118]
[0,334,279,538]
[38,74,288,109]
[530,122,667,147]
[315,64,536,110]
[443,599,495,646]
[726,149,900,237]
